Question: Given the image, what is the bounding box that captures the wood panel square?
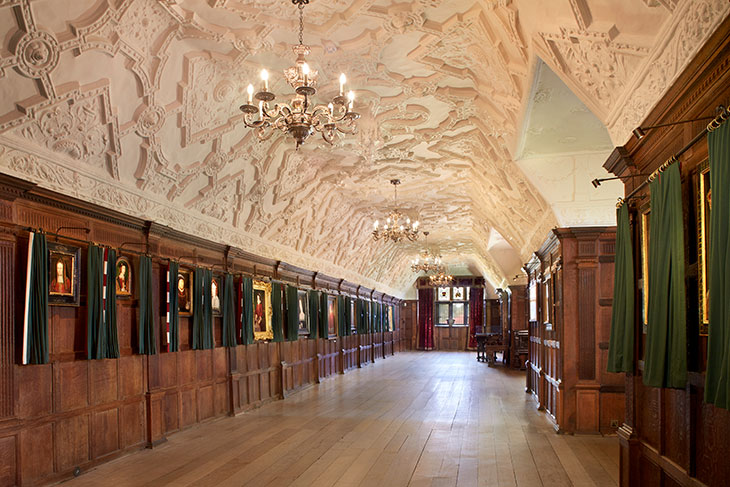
[180,389,196,427]
[92,409,119,458]
[54,414,89,472]
[58,361,89,412]
[89,359,118,405]
[213,348,227,379]
[0,435,17,486]
[196,350,213,382]
[120,402,145,449]
[119,355,144,398]
[20,423,54,483]
[197,385,214,421]
[16,365,52,418]
[164,392,179,433]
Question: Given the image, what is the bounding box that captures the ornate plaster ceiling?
[0,0,727,297]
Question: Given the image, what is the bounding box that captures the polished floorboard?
[64,351,619,487]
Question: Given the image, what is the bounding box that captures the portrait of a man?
[252,280,273,340]
[297,290,309,335]
[177,270,192,315]
[327,296,336,337]
[116,257,132,296]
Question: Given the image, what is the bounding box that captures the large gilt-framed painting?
[387,305,394,332]
[350,299,357,334]
[116,256,132,298]
[177,268,193,316]
[297,290,310,336]
[640,210,650,332]
[48,242,80,306]
[327,295,337,338]
[253,280,273,340]
[697,161,710,336]
[543,274,552,331]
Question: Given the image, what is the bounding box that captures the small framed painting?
[388,305,394,332]
[640,210,650,332]
[297,290,310,336]
[176,269,193,316]
[48,242,80,306]
[350,299,356,334]
[211,276,222,316]
[116,256,132,297]
[327,295,337,338]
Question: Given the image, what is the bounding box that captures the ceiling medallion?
[239,0,359,149]
[429,272,454,287]
[411,231,445,273]
[372,179,420,243]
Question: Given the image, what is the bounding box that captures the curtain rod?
[617,105,729,208]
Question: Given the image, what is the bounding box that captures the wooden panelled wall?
[524,227,624,435]
[603,17,730,487]
[0,178,404,487]
[498,285,527,369]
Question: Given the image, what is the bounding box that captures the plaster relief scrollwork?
[6,81,120,179]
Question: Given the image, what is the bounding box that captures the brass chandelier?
[411,232,445,273]
[239,0,359,149]
[429,272,454,287]
[372,179,420,243]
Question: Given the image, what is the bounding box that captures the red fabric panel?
[468,287,484,349]
[418,288,434,350]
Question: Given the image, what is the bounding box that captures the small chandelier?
[429,272,454,287]
[239,0,359,149]
[411,232,445,273]
[372,179,420,243]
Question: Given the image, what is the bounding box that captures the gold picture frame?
[697,161,710,336]
[640,210,650,330]
[253,280,273,341]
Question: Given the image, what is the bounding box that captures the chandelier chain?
[298,4,304,46]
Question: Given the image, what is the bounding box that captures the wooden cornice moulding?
[602,146,634,178]
[0,172,36,201]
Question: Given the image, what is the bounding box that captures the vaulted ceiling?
[0,0,727,297]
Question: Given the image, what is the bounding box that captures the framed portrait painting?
[48,242,80,306]
[176,269,193,316]
[253,280,273,340]
[211,276,222,316]
[327,295,337,338]
[297,290,310,336]
[116,256,132,297]
[350,299,356,334]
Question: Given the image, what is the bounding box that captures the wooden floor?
[63,352,619,487]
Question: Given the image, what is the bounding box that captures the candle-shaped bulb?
[373,220,379,229]
[413,220,420,228]
[399,225,404,231]
[260,69,269,91]
[339,73,346,96]
[258,100,263,117]
[406,217,411,224]
[386,217,391,224]
[347,90,355,111]
[301,63,309,85]
[247,84,254,104]
[328,102,334,116]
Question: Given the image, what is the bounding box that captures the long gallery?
[0,1,729,486]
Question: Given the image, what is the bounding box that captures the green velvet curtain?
[138,255,157,355]
[705,119,730,409]
[337,295,346,337]
[308,290,319,339]
[384,304,390,332]
[105,249,119,358]
[644,163,687,388]
[319,292,328,338]
[87,245,104,359]
[242,276,254,345]
[607,204,635,373]
[344,297,352,336]
[272,282,283,342]
[23,232,48,365]
[86,246,119,360]
[192,268,213,349]
[286,285,299,341]
[365,301,372,334]
[222,274,237,347]
[168,261,180,352]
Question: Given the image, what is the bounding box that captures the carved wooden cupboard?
[525,227,624,434]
